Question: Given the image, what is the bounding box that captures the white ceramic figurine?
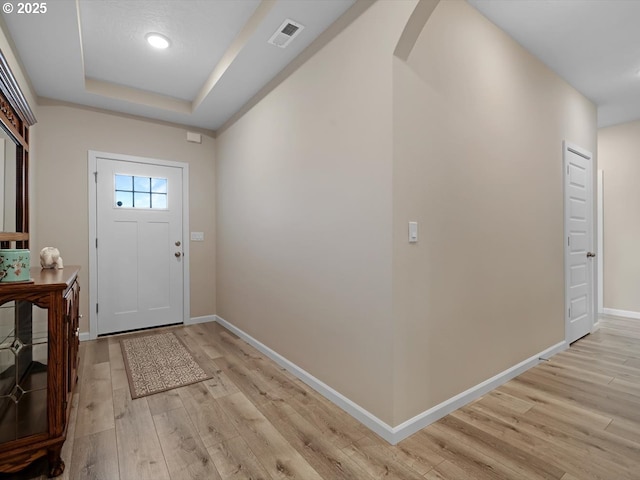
[40,247,64,269]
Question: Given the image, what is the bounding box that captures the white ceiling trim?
[193,0,276,109]
[84,78,191,114]
[78,0,274,116]
[3,0,358,130]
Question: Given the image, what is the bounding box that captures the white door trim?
[563,141,594,343]
[597,170,604,315]
[88,150,190,340]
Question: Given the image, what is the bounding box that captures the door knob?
[586,252,596,258]
[175,252,182,258]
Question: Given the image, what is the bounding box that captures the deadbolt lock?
[175,241,181,247]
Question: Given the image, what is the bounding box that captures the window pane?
[115,175,132,191]
[134,192,151,208]
[115,191,133,208]
[151,193,167,209]
[151,178,167,193]
[134,176,150,192]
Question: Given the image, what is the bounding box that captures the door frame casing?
[563,140,595,343]
[88,150,190,340]
[597,170,604,316]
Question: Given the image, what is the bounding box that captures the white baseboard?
[214,314,567,445]
[185,315,217,326]
[391,340,567,442]
[214,315,396,442]
[79,332,91,342]
[602,308,640,320]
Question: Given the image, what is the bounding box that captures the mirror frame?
[0,48,36,250]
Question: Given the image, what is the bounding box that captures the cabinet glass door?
[0,301,48,443]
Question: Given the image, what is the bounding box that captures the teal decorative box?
[0,249,30,282]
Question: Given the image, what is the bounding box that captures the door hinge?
[94,171,98,183]
[567,165,569,175]
[95,238,98,248]
[96,303,99,314]
[568,307,571,318]
[567,236,570,246]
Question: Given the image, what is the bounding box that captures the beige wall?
[216,0,419,424]
[34,104,216,332]
[216,0,597,427]
[391,0,596,423]
[598,121,640,312]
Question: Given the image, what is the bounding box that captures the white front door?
[564,142,594,344]
[96,157,184,335]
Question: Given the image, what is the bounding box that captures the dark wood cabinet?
[0,266,80,477]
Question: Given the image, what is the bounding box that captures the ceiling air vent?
[268,19,304,48]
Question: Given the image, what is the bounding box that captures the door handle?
[586,252,596,258]
[175,252,182,258]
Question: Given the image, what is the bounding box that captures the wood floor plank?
[623,356,640,369]
[474,389,534,414]
[549,350,640,383]
[498,380,613,430]
[515,371,640,423]
[257,401,372,480]
[82,338,110,366]
[277,393,369,450]
[74,362,115,438]
[469,397,638,479]
[434,416,563,480]
[538,359,615,385]
[217,392,324,480]
[214,356,284,406]
[203,368,241,399]
[108,341,129,391]
[178,381,239,448]
[153,407,222,480]
[207,436,273,480]
[522,406,640,470]
[605,418,640,445]
[113,387,171,480]
[392,431,446,475]
[452,406,599,480]
[69,428,119,480]
[13,315,640,480]
[344,435,435,480]
[146,389,185,416]
[186,324,224,360]
[412,425,530,480]
[173,328,220,376]
[424,460,478,480]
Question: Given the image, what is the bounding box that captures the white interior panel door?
[564,143,594,344]
[96,157,183,335]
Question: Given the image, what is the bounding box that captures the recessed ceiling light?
[146,33,170,50]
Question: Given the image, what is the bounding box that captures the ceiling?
[2,0,356,131]
[467,0,640,128]
[2,0,639,131]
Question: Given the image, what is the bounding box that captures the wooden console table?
[0,266,80,477]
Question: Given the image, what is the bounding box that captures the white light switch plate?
[191,232,204,241]
[408,222,418,243]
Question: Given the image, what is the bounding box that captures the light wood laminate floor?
[4,315,640,479]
